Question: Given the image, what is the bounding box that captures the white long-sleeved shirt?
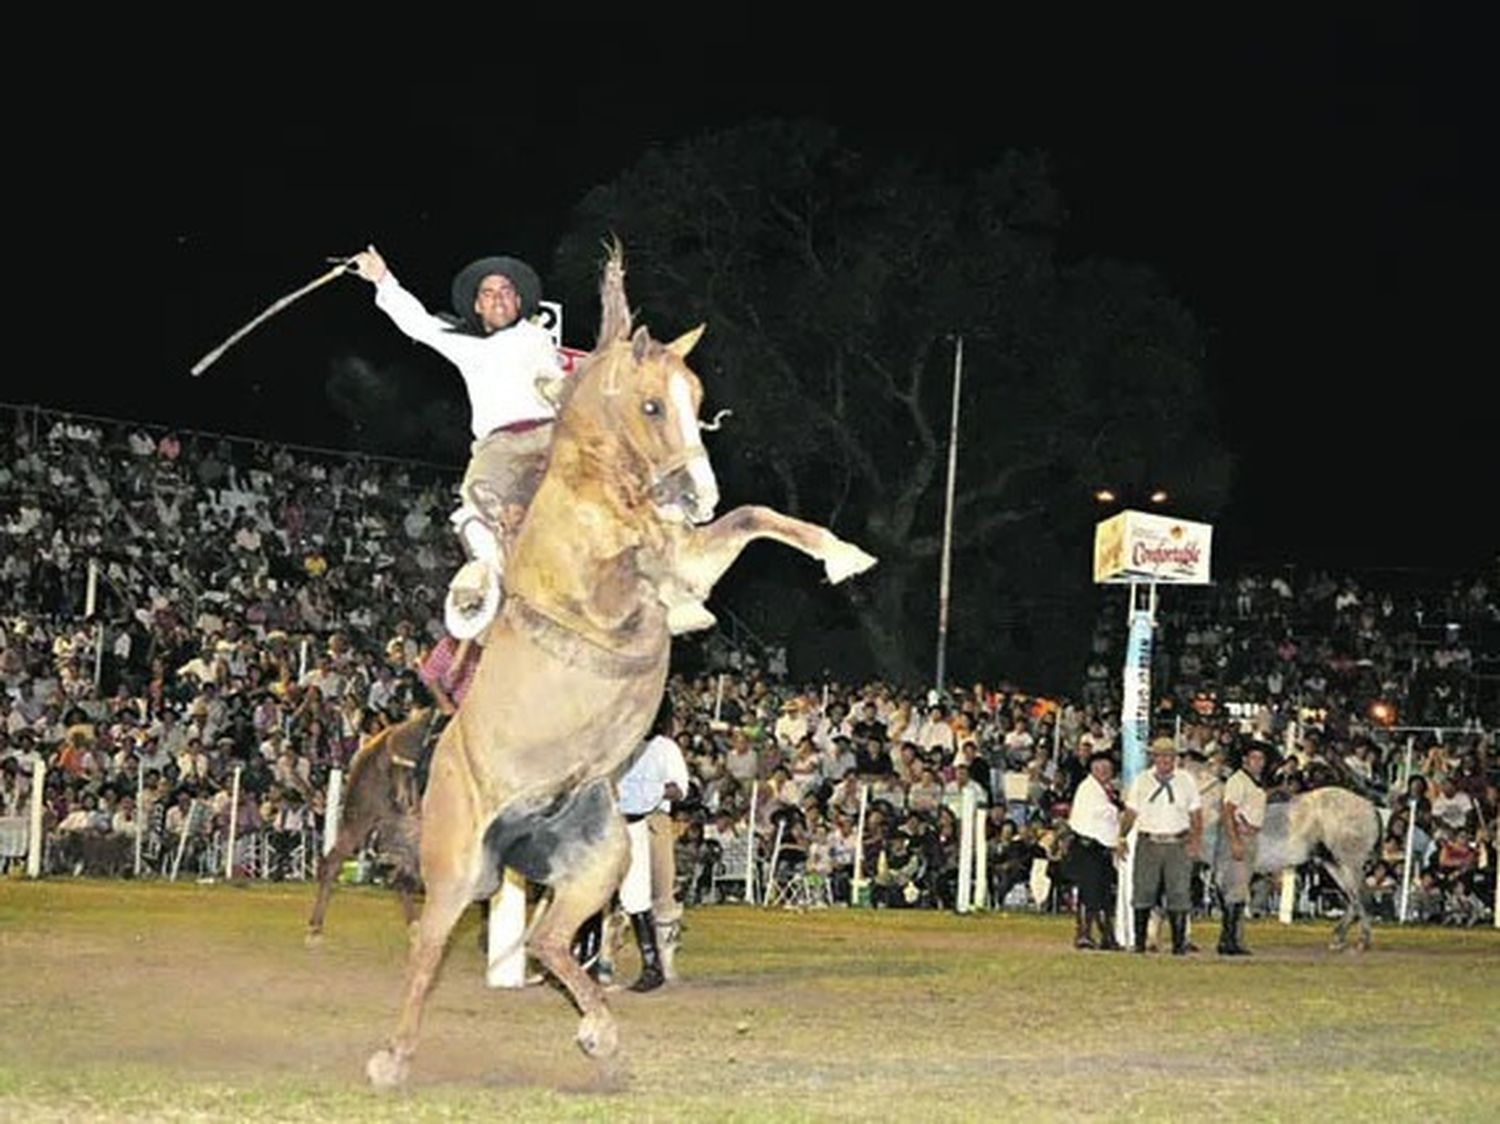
[1068,773,1120,847]
[374,273,561,439]
[617,734,690,817]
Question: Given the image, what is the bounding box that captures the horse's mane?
[596,237,633,348]
[550,238,642,416]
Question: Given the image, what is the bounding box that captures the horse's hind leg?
[1344,864,1374,954]
[527,810,631,1059]
[1322,859,1363,952]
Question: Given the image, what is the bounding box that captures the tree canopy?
[555,121,1231,692]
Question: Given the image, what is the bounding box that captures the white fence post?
[224,766,242,881]
[323,768,344,857]
[1278,869,1297,924]
[956,786,976,913]
[133,758,145,878]
[486,869,529,989]
[973,804,989,910]
[1397,737,1417,924]
[850,783,869,907]
[745,780,759,904]
[26,758,46,878]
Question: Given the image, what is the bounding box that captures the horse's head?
[611,324,721,524]
[564,242,720,524]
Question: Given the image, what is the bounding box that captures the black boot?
[1217,903,1237,956]
[628,910,665,992]
[1133,908,1152,953]
[1168,910,1190,955]
[1074,904,1096,949]
[1227,903,1252,956]
[573,912,603,979]
[1094,910,1121,951]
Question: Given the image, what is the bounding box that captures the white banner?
[1094,510,1214,585]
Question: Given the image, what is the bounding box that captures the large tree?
[555,121,1231,691]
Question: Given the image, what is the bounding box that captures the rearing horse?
[366,247,876,1088]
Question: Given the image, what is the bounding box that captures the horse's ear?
[664,323,706,359]
[631,325,653,365]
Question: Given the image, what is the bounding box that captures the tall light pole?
[935,335,964,694]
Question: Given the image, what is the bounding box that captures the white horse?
[1185,759,1383,950]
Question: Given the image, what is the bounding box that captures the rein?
[649,443,709,485]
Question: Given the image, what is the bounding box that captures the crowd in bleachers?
[2,404,1495,927]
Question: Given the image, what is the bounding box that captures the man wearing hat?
[1215,742,1268,955]
[351,245,562,638]
[1116,736,1203,955]
[610,694,691,990]
[1066,750,1121,950]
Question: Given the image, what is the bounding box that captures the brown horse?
[366,247,876,1088]
[306,709,433,943]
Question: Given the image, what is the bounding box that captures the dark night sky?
[18,17,1496,575]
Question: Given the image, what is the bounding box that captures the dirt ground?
[1,879,1496,1121]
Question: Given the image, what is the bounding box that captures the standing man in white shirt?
[1117,737,1203,955]
[1066,751,1122,950]
[1215,742,1268,956]
[350,245,562,639]
[614,697,691,990]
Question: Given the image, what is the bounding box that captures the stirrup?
[450,504,503,567]
[444,560,501,640]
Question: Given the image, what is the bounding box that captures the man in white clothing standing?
[614,696,691,990]
[1215,742,1268,956]
[1117,737,1203,955]
[1066,750,1121,950]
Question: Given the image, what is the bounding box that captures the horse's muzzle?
[652,464,719,524]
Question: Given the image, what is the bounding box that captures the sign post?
[1095,509,1214,948]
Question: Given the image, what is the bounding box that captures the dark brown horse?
[306,709,432,943]
[366,246,875,1088]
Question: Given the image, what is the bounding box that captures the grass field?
[0,879,1495,1122]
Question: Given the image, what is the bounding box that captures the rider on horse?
[350,245,562,644]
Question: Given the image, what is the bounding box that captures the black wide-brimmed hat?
[1232,738,1278,771]
[450,255,542,329]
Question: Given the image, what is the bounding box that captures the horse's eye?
[642,399,663,418]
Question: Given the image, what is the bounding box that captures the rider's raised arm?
[354,245,479,367]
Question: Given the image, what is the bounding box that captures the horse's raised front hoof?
[824,542,877,584]
[667,601,718,635]
[577,1011,619,1060]
[1328,938,1349,953]
[366,1046,410,1090]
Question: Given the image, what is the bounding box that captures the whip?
[190,256,357,376]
